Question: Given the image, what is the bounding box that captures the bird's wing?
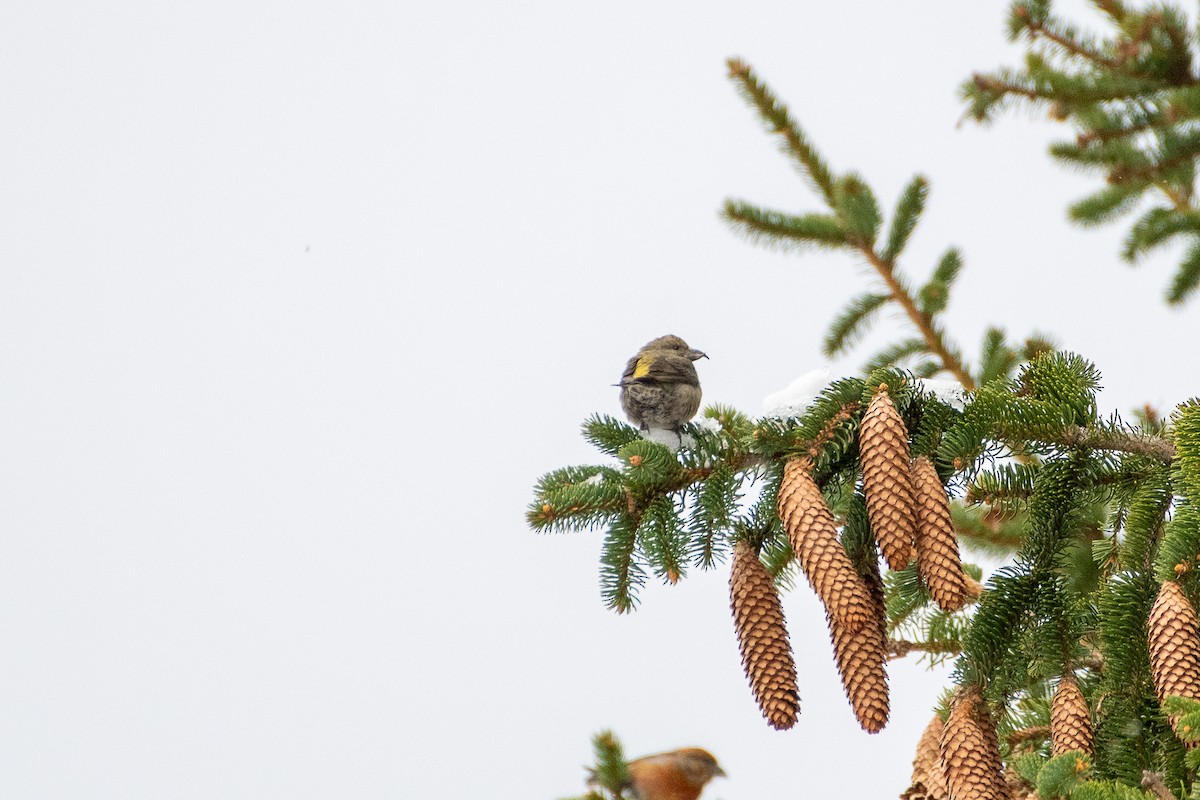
[620,352,645,385]
[643,354,700,386]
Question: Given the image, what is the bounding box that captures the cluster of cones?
[727,384,1200,792]
[903,526,1200,799]
[907,676,1095,800]
[902,556,1200,800]
[728,386,972,733]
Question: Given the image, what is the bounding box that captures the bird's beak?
[688,349,708,361]
[714,766,727,778]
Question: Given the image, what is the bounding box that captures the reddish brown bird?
[623,747,726,800]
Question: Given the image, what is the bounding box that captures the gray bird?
[618,335,707,434]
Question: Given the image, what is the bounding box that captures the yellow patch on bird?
[632,356,654,379]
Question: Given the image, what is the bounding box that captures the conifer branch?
[1141,771,1180,800]
[955,520,1024,552]
[860,247,977,391]
[1077,118,1158,146]
[1109,150,1198,186]
[1023,17,1125,74]
[1006,724,1051,747]
[971,73,1048,103]
[1058,425,1176,462]
[1159,183,1193,212]
[726,58,837,206]
[887,638,963,660]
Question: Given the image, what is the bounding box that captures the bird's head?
[673,748,726,782]
[642,334,707,362]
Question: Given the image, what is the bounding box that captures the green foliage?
[823,292,890,357]
[1069,184,1142,226]
[917,258,959,317]
[834,173,882,246]
[1168,241,1200,304]
[1121,208,1200,262]
[1071,781,1154,800]
[727,58,837,205]
[637,496,687,584]
[600,514,643,613]
[1120,467,1174,571]
[882,175,929,262]
[1012,750,1046,786]
[978,327,1018,386]
[1175,400,1200,499]
[1156,503,1200,584]
[570,730,631,800]
[965,0,1200,304]
[722,203,848,251]
[952,500,1027,555]
[583,414,643,456]
[686,462,738,568]
[1038,751,1091,799]
[618,440,680,487]
[862,338,928,373]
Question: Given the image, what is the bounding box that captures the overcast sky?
[3,1,1197,798]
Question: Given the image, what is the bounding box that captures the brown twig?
[1007,724,1051,747]
[973,74,1047,102]
[1142,771,1180,800]
[1026,21,1125,72]
[860,247,977,391]
[887,638,963,661]
[1059,425,1176,462]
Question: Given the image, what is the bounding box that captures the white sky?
[2,2,1197,798]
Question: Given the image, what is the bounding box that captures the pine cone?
[941,686,1007,800]
[1050,674,1094,756]
[778,458,874,633]
[1148,580,1200,732]
[908,715,950,800]
[729,540,800,730]
[860,388,916,571]
[911,456,968,613]
[826,570,889,733]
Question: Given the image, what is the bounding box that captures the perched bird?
[617,335,707,434]
[624,747,726,800]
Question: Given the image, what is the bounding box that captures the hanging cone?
[941,686,1007,800]
[860,387,917,571]
[1050,674,1095,756]
[911,456,968,613]
[729,540,800,730]
[1148,580,1200,733]
[825,570,889,733]
[778,458,874,633]
[906,714,950,800]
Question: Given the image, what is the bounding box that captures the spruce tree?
[537,4,1200,798]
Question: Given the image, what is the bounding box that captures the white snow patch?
[584,473,605,486]
[763,368,833,418]
[917,378,968,410]
[641,428,693,452]
[693,416,723,434]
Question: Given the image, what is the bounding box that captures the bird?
[623,747,726,800]
[617,335,707,435]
